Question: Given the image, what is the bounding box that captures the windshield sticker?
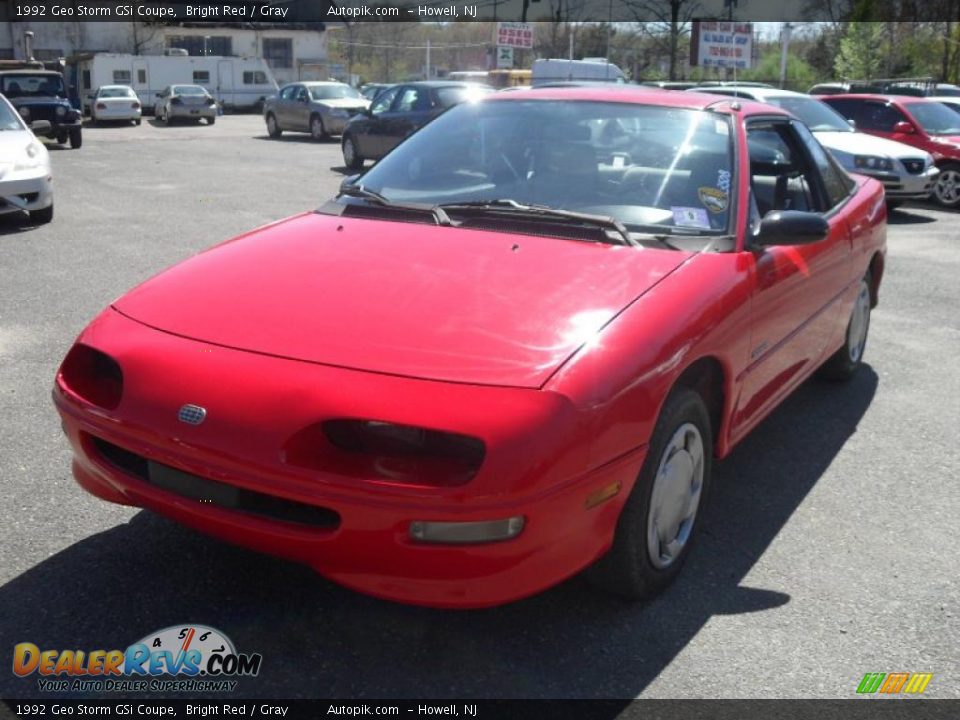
[698,187,729,213]
[717,169,732,193]
[672,206,711,229]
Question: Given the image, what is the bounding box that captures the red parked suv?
[822,94,960,207]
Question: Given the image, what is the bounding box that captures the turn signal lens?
[409,517,525,544]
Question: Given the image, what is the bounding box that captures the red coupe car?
[53,88,887,608]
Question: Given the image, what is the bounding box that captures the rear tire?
[134,118,141,126]
[885,200,903,211]
[207,116,216,125]
[587,387,712,600]
[821,272,872,381]
[266,113,282,138]
[31,203,53,225]
[69,127,82,149]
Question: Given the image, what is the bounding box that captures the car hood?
[9,96,67,105]
[814,130,928,159]
[113,212,689,388]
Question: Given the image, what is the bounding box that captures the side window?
[792,121,855,209]
[371,86,399,114]
[193,71,210,84]
[395,88,420,113]
[243,71,267,85]
[137,69,146,84]
[279,85,296,101]
[858,101,907,132]
[113,70,131,84]
[296,86,309,102]
[746,121,818,219]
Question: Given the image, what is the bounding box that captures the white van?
[531,59,626,86]
[74,54,278,114]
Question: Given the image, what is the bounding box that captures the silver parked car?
[264,82,369,140]
[154,85,217,126]
[689,86,938,207]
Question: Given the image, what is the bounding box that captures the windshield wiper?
[339,184,451,226]
[437,199,637,247]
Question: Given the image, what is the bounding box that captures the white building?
[0,21,328,85]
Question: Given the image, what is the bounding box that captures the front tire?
[342,135,363,170]
[69,127,82,149]
[266,113,282,138]
[933,162,960,208]
[587,387,712,600]
[207,115,216,126]
[821,272,872,381]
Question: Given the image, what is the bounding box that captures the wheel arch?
[672,356,728,458]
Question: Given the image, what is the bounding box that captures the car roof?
[484,85,785,117]
[819,93,932,103]
[298,81,351,87]
[99,84,133,90]
[688,86,805,100]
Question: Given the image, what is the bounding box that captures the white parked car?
[90,85,142,125]
[690,86,939,207]
[0,93,53,224]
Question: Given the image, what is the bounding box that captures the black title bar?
[3,0,960,23]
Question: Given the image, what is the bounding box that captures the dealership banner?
[690,21,754,70]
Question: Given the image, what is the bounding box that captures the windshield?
[99,87,135,98]
[906,101,960,134]
[767,96,852,132]
[357,99,735,234]
[310,85,362,101]
[1,74,66,98]
[0,100,25,130]
[174,86,208,96]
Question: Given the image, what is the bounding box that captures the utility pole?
[426,39,431,80]
[779,23,793,89]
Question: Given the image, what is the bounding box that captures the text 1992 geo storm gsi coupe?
[53,88,886,608]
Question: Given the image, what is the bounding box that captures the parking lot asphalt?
[1,115,957,700]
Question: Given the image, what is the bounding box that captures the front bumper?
[0,168,53,215]
[855,165,939,199]
[323,114,351,135]
[53,309,641,608]
[29,118,81,138]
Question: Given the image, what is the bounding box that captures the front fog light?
[409,516,525,544]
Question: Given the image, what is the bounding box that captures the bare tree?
[625,1,700,80]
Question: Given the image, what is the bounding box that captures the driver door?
[734,118,854,435]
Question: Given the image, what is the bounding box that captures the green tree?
[834,22,886,79]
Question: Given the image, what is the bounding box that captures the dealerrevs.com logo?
[13,624,262,693]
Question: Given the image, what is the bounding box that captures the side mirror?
[298,96,309,103]
[339,174,362,192]
[893,121,915,134]
[754,210,830,247]
[30,120,52,133]
[155,93,162,99]
[847,118,856,129]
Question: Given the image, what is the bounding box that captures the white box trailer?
[531,59,627,86]
[74,54,278,114]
